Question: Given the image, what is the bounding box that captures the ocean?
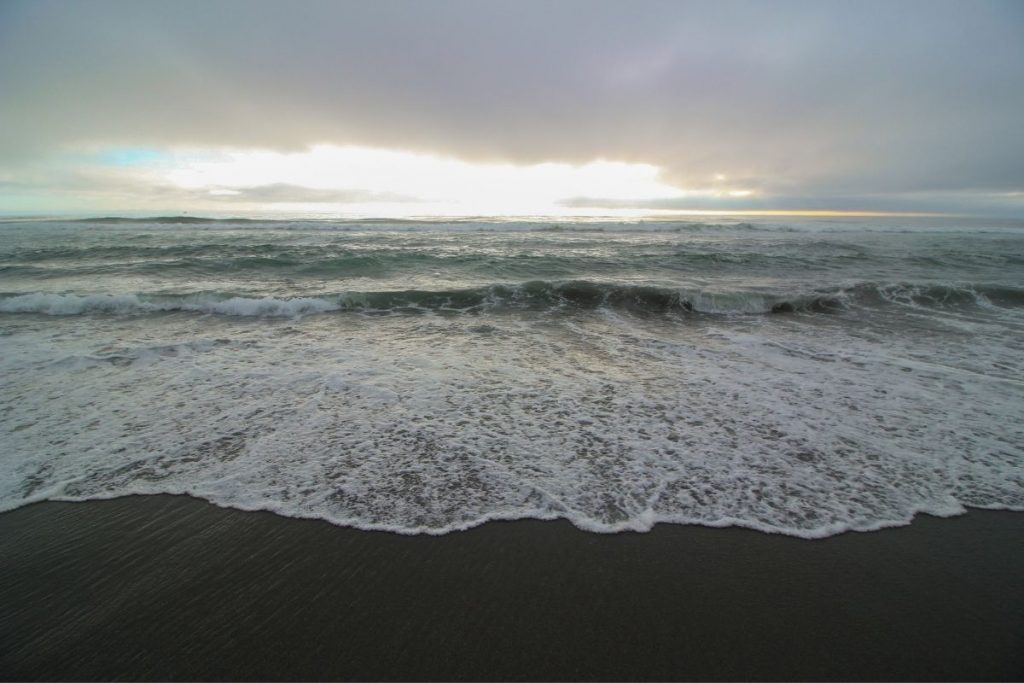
[1,215,1022,537]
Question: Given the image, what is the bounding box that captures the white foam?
[1,308,1021,537]
[689,291,775,314]
[197,296,339,317]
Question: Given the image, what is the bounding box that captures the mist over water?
[1,216,1022,536]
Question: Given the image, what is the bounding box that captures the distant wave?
[0,245,867,280]
[3,281,1021,318]
[10,244,1023,281]
[0,213,1013,236]
[62,215,777,232]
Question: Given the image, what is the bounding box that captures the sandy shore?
[1,495,1021,681]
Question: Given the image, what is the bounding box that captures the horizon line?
[0,209,968,221]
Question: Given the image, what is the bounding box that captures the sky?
[1,0,1023,217]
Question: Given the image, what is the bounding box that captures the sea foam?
[1,308,1021,537]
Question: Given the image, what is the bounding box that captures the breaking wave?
[3,281,1021,318]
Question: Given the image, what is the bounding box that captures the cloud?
[195,184,419,204]
[560,193,1024,217]
[0,169,420,213]
[1,0,1023,213]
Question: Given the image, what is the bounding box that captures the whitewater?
[1,215,1022,537]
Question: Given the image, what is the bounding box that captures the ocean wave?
[0,215,1021,236]
[38,216,898,233]
[0,292,340,317]
[0,246,860,282]
[68,215,764,229]
[2,281,1021,318]
[850,282,1024,309]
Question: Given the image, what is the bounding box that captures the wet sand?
[1,495,1021,681]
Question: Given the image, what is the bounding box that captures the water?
[1,215,1022,536]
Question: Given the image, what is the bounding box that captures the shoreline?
[2,494,1022,681]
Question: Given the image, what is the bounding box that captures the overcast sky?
[1,0,1022,215]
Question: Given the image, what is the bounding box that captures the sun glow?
[158,144,694,216]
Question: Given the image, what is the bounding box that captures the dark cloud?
[1,0,1023,212]
[561,192,1024,217]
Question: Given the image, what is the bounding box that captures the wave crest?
[2,281,1020,318]
[0,292,339,317]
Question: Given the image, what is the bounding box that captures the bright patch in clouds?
[21,144,762,216]
[146,145,713,215]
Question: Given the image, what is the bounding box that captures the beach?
[4,3,1024,679]
[1,495,1021,681]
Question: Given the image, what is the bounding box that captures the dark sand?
[1,496,1021,681]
